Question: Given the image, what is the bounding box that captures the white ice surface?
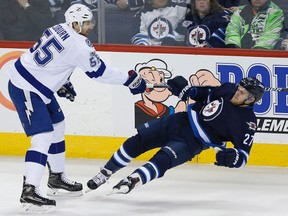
[1,156,288,216]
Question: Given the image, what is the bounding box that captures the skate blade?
[85,187,93,194]
[107,186,129,196]
[85,180,110,193]
[20,203,56,214]
[47,188,83,197]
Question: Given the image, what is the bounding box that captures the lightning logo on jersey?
[23,91,34,125]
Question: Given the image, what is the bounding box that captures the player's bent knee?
[161,144,192,168]
[122,134,146,157]
[149,150,172,178]
[52,120,65,142]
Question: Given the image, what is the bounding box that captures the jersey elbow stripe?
[85,59,106,79]
[15,59,53,99]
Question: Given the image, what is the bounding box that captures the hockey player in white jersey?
[7,3,146,214]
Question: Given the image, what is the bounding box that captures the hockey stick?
[264,87,288,92]
[146,83,169,89]
[146,83,288,92]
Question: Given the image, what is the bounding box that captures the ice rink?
[1,156,288,216]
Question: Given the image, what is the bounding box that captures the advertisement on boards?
[0,48,288,145]
[110,52,288,144]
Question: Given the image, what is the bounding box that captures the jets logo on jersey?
[148,17,171,39]
[246,122,256,131]
[201,98,223,121]
[188,25,210,46]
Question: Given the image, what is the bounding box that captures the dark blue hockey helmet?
[239,77,265,103]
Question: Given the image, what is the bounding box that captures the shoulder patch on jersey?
[246,122,256,131]
[85,39,93,47]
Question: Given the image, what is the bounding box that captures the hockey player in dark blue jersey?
[87,76,265,194]
[181,0,232,48]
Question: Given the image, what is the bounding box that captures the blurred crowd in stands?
[0,0,287,50]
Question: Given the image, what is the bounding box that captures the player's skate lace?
[112,173,142,194]
[61,173,76,185]
[34,186,44,198]
[87,167,112,190]
[47,162,83,197]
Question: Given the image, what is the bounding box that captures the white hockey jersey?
[8,23,128,104]
[132,2,187,46]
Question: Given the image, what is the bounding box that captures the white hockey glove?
[123,70,146,95]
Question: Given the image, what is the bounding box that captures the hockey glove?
[167,76,194,101]
[214,148,245,168]
[124,70,146,95]
[57,82,76,102]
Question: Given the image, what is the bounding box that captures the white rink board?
[0,48,288,144]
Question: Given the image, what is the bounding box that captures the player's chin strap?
[77,25,82,34]
[75,21,83,34]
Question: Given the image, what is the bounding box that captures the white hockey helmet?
[65,4,94,30]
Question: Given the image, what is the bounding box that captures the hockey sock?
[25,132,53,186]
[105,134,145,172]
[105,145,134,173]
[48,121,65,173]
[132,150,172,185]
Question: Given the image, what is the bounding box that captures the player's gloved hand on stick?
[214,148,245,168]
[124,70,146,95]
[57,81,77,102]
[167,76,194,101]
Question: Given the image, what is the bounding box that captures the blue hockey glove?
[214,148,245,168]
[123,70,146,95]
[57,82,76,102]
[167,76,193,101]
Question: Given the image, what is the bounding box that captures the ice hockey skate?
[111,173,142,195]
[86,167,112,192]
[20,176,56,214]
[47,162,83,197]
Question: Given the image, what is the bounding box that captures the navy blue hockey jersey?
[182,9,232,47]
[187,83,257,166]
